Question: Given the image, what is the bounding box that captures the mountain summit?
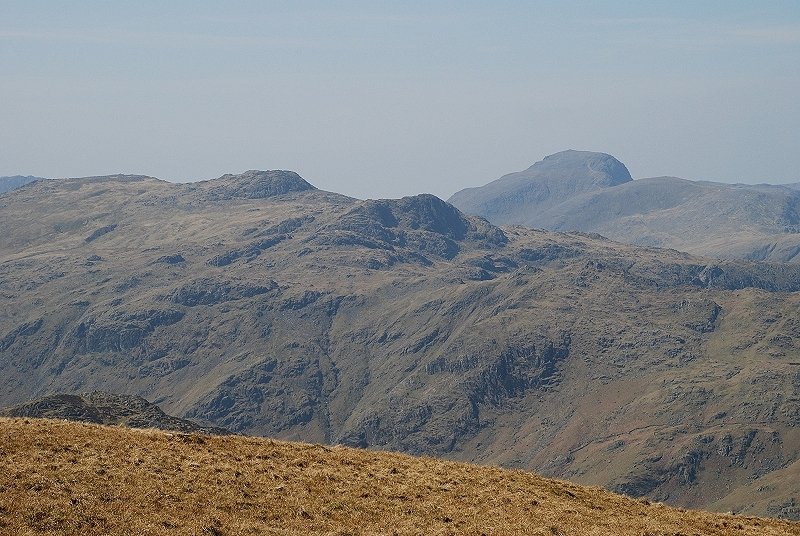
[523,150,632,187]
[203,170,317,200]
[448,150,632,224]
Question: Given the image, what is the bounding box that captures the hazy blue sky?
[1,1,799,199]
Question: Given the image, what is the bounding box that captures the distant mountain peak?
[449,151,800,263]
[0,175,46,194]
[448,150,632,222]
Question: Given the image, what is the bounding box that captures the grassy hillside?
[1,418,798,536]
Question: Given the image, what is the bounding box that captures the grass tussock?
[0,418,798,536]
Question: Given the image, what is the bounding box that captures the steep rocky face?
[2,172,800,519]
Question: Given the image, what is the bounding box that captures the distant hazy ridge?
[449,150,800,262]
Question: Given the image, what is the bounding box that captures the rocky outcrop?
[154,253,185,265]
[247,216,315,238]
[72,309,185,353]
[207,235,288,266]
[312,194,507,262]
[0,392,229,435]
[204,170,316,200]
[0,318,44,351]
[613,428,793,507]
[170,279,278,306]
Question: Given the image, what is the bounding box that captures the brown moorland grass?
[0,418,798,536]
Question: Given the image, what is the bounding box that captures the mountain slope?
[1,418,797,536]
[448,152,800,262]
[2,171,800,518]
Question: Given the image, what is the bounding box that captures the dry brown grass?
[0,418,798,536]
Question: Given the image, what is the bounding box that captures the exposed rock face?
[312,194,507,263]
[2,170,800,519]
[170,279,278,306]
[207,235,289,267]
[0,392,230,435]
[0,319,44,351]
[71,309,185,353]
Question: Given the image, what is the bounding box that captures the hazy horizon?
[2,1,798,199]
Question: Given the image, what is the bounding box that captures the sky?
[1,1,799,199]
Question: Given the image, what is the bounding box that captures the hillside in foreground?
[1,419,798,536]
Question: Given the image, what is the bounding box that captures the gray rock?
[0,392,230,435]
[204,170,316,200]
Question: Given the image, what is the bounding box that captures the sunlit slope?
[1,418,798,536]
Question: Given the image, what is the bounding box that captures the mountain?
[449,150,633,224]
[2,170,800,518]
[2,418,798,535]
[0,391,230,435]
[448,151,800,262]
[0,175,44,194]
